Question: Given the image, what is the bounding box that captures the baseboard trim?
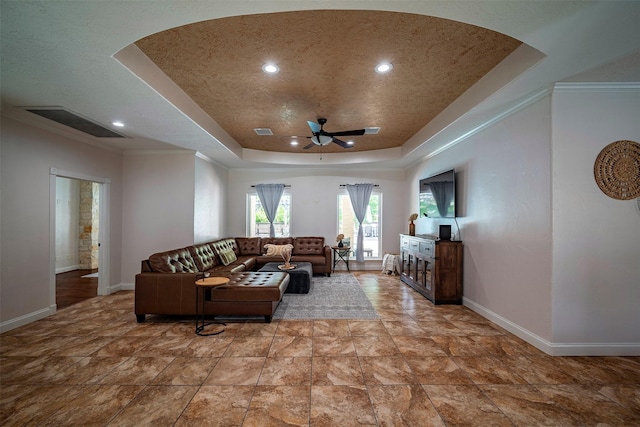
[463,297,640,356]
[547,343,640,357]
[0,305,56,333]
[56,265,80,274]
[463,297,554,354]
[100,282,134,295]
[2,282,134,332]
[119,282,135,291]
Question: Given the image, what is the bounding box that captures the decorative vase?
[409,221,416,236]
[338,240,344,247]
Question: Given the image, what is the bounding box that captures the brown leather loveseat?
[134,236,331,322]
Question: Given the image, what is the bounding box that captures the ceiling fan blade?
[327,129,366,137]
[307,120,321,134]
[303,142,316,149]
[332,137,354,148]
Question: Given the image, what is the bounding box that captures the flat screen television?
[419,169,456,218]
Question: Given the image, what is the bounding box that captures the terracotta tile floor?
[2,272,639,426]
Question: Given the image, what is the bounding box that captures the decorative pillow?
[264,244,293,257]
[217,247,237,266]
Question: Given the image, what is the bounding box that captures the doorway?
[50,168,110,311]
[55,176,100,308]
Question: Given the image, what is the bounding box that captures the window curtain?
[346,183,374,262]
[430,182,454,217]
[255,184,285,237]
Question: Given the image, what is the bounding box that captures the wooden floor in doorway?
[56,269,98,310]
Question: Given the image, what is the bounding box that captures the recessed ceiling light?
[111,121,125,127]
[347,140,354,145]
[262,63,279,74]
[290,140,298,146]
[375,62,393,74]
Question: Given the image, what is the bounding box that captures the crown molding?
[123,149,196,157]
[421,86,552,161]
[195,151,229,170]
[553,82,640,92]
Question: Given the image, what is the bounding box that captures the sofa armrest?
[135,272,199,320]
[323,245,331,259]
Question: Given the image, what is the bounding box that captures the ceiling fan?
[304,118,365,149]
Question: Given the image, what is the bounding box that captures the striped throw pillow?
[264,244,293,257]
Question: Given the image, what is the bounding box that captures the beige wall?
[408,84,640,355]
[194,154,228,244]
[120,151,197,287]
[1,85,638,354]
[551,85,640,351]
[119,152,229,286]
[0,117,123,329]
[409,93,553,347]
[226,169,407,269]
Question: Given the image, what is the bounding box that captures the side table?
[195,276,230,336]
[331,246,351,272]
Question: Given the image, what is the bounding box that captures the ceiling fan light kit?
[311,135,333,146]
[303,117,367,150]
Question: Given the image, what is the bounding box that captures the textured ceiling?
[135,10,521,154]
[4,1,638,169]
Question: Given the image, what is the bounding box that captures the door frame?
[49,168,111,309]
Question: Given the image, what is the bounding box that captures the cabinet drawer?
[419,241,434,254]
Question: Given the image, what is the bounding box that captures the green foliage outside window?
[255,205,287,223]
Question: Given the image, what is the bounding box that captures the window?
[247,192,291,237]
[337,191,381,258]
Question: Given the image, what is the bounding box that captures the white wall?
[0,117,123,327]
[408,84,640,355]
[551,85,640,352]
[194,155,227,243]
[121,151,197,286]
[2,89,637,353]
[55,177,80,273]
[408,94,554,344]
[227,168,407,268]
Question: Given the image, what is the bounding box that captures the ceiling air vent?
[254,128,273,136]
[24,107,126,138]
[364,127,381,135]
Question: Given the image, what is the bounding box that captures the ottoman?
[258,262,312,294]
[207,271,290,323]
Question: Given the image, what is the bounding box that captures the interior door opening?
[50,168,110,312]
[55,176,99,309]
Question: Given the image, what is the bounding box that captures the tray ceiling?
[135,10,521,154]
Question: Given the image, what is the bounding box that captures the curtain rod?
[251,185,291,187]
[339,184,379,187]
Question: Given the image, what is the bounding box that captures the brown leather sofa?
[134,236,331,322]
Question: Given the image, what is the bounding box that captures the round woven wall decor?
[593,140,640,200]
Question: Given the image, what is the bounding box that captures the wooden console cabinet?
[399,234,463,304]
